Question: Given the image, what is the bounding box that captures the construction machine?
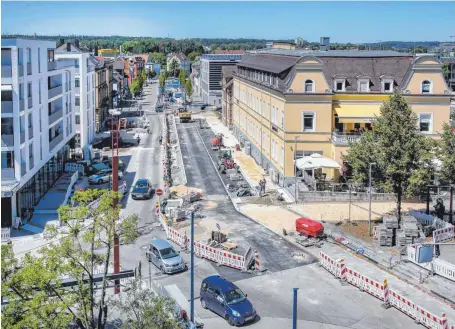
[178,107,191,123]
[211,134,223,151]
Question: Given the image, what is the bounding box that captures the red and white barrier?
[433,225,455,243]
[319,251,452,329]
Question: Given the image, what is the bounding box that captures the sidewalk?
[198,111,294,202]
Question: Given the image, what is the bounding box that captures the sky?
[1,1,454,43]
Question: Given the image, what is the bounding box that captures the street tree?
[184,78,193,100]
[140,71,147,84]
[168,58,179,77]
[439,123,455,183]
[178,69,187,87]
[109,279,179,329]
[130,80,141,97]
[1,189,140,329]
[344,90,434,224]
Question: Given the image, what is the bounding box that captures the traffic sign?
[156,189,164,196]
[216,222,221,231]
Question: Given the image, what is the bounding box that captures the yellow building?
[98,49,120,58]
[231,50,452,186]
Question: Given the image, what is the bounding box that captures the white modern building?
[200,54,242,105]
[56,42,96,149]
[1,38,75,229]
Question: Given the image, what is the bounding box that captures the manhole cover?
[140,245,149,250]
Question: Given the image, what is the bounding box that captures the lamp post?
[292,288,299,329]
[190,211,195,323]
[368,162,376,236]
[294,136,300,203]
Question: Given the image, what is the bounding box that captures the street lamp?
[294,136,300,203]
[368,162,376,236]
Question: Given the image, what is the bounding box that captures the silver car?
[146,239,186,274]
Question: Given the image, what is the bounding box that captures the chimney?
[320,37,330,51]
[66,42,71,52]
[94,46,99,56]
[75,39,80,48]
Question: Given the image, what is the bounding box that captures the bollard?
[441,313,448,329]
[381,279,391,309]
[337,258,347,285]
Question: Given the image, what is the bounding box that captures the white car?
[88,169,123,185]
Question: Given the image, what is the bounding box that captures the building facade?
[221,66,235,128]
[94,58,114,132]
[56,43,96,149]
[200,54,242,105]
[1,39,76,228]
[167,53,190,74]
[231,50,452,187]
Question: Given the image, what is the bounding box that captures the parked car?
[102,159,126,172]
[131,179,154,200]
[92,137,122,149]
[88,169,123,185]
[200,275,258,326]
[145,239,186,274]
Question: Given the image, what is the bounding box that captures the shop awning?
[295,153,341,171]
[334,104,381,123]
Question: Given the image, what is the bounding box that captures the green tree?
[168,58,179,77]
[130,80,141,97]
[439,123,455,183]
[109,279,179,329]
[178,69,187,87]
[344,91,434,224]
[187,51,199,62]
[149,52,167,66]
[2,189,140,329]
[184,78,193,99]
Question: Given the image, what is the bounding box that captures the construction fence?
[319,251,454,329]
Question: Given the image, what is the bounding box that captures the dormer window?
[358,79,370,92]
[421,80,432,94]
[334,79,346,92]
[304,79,315,92]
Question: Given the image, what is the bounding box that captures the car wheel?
[160,266,166,274]
[200,298,208,309]
[226,315,235,326]
[97,179,103,185]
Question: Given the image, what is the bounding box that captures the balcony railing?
[28,96,33,108]
[29,157,34,170]
[47,61,56,71]
[1,134,14,147]
[1,101,13,113]
[19,99,24,111]
[49,108,63,125]
[331,132,362,146]
[48,85,63,99]
[27,63,32,75]
[1,65,12,78]
[20,131,25,144]
[1,168,15,181]
[28,126,33,139]
[49,134,63,150]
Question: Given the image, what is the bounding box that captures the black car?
[92,137,122,149]
[131,179,154,200]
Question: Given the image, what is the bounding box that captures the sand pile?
[169,185,203,197]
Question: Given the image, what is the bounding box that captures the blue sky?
[1,1,454,42]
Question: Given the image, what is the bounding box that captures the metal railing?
[28,126,33,139]
[1,168,15,180]
[1,134,14,147]
[1,101,13,113]
[331,132,363,145]
[1,65,12,78]
[48,85,63,99]
[49,108,63,125]
[49,134,63,150]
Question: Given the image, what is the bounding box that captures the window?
[47,49,54,62]
[19,83,24,100]
[26,48,31,64]
[76,115,80,125]
[335,79,345,92]
[382,79,394,93]
[281,110,284,129]
[419,113,432,132]
[87,76,90,91]
[29,143,33,159]
[358,79,370,92]
[302,112,315,132]
[75,96,80,106]
[39,107,42,132]
[304,79,314,92]
[421,80,432,94]
[1,151,14,169]
[38,48,41,73]
[272,140,277,160]
[75,78,80,88]
[27,82,32,98]
[39,80,42,104]
[272,106,277,124]
[280,147,284,168]
[39,136,42,160]
[28,113,32,128]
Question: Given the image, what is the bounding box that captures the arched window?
[304,79,314,92]
[421,80,432,94]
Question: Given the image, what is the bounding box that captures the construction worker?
[259,178,266,196]
[159,136,163,145]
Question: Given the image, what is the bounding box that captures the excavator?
[178,107,191,123]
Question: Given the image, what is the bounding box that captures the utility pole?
[292,288,299,329]
[190,211,195,323]
[368,163,376,236]
[294,136,300,203]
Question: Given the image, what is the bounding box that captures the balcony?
[48,85,63,99]
[47,61,56,71]
[19,99,24,111]
[49,108,63,125]
[28,126,33,139]
[1,168,15,181]
[1,134,14,147]
[49,134,63,150]
[29,157,34,170]
[28,96,33,109]
[20,131,25,144]
[1,65,12,78]
[1,101,13,114]
[27,63,32,75]
[331,132,362,146]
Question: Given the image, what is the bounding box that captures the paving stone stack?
[378,225,394,246]
[384,216,399,229]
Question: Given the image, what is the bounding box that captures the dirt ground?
[238,204,298,235]
[169,185,203,198]
[287,201,425,222]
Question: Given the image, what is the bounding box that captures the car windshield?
[159,247,178,259]
[136,182,148,188]
[224,288,246,305]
